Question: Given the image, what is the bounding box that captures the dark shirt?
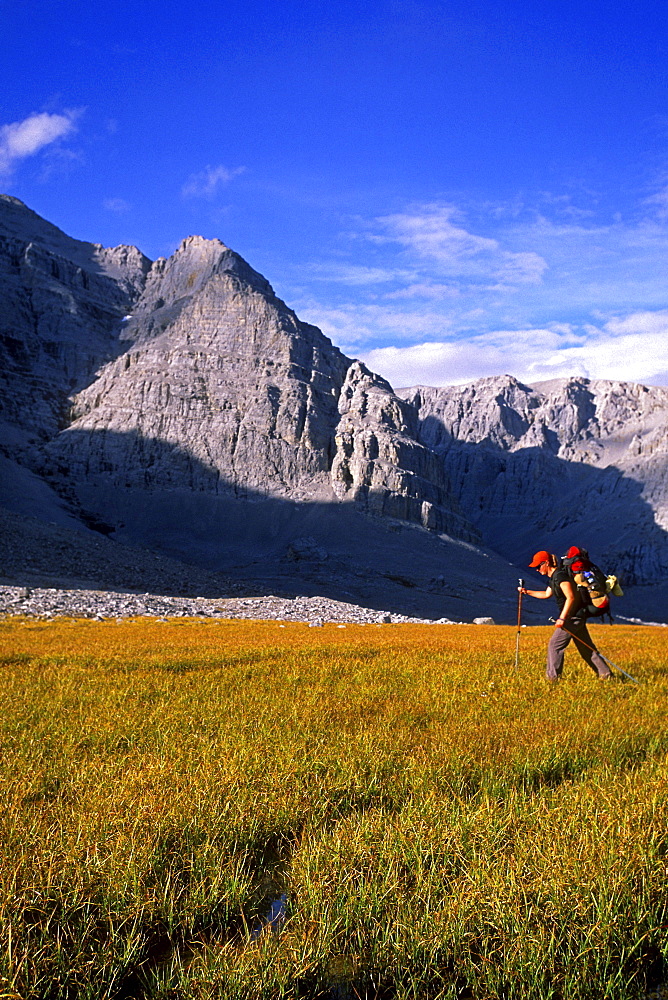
[550,567,585,621]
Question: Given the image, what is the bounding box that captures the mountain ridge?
[398,376,668,587]
[1,194,666,622]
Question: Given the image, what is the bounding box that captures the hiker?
[519,551,613,682]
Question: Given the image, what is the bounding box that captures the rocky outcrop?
[399,376,668,584]
[1,196,474,545]
[332,362,477,538]
[3,195,667,621]
[46,235,352,499]
[0,194,150,448]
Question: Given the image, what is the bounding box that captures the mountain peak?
[176,234,229,254]
[0,193,28,209]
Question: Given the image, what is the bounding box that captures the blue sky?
[3,0,668,387]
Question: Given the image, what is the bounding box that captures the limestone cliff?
[399,376,668,583]
[0,196,472,542]
[332,362,476,538]
[3,194,667,618]
[48,235,351,499]
[0,193,149,448]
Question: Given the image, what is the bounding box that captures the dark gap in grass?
[13,899,121,998]
[323,785,408,824]
[434,733,668,805]
[222,834,296,944]
[112,832,299,999]
[155,650,288,673]
[628,942,666,995]
[22,774,65,804]
[325,983,397,999]
[249,890,288,941]
[0,651,33,666]
[511,755,592,794]
[300,966,475,1000]
[110,922,174,1000]
[109,649,288,675]
[297,973,398,999]
[153,659,202,674]
[510,733,668,796]
[607,733,668,770]
[304,649,385,662]
[11,830,300,1000]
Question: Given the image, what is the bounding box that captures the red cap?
[529,550,551,568]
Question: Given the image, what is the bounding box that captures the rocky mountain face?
[1,195,495,625]
[332,361,474,539]
[399,377,668,587]
[38,229,467,540]
[46,234,351,500]
[1,195,666,623]
[0,193,149,448]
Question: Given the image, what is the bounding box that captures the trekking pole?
[514,578,524,669]
[548,619,639,683]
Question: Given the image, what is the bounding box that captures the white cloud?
[296,299,457,351]
[642,179,668,220]
[493,250,548,286]
[0,111,80,175]
[103,197,131,213]
[358,312,668,390]
[372,204,497,271]
[386,282,460,300]
[303,263,415,286]
[369,203,548,287]
[181,164,245,198]
[602,309,668,337]
[292,195,668,391]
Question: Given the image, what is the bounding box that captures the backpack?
[561,546,623,621]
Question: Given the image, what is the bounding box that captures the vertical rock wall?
[400,376,668,582]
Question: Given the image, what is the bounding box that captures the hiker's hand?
[555,618,565,628]
[518,586,525,594]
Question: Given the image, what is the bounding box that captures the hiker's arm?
[520,585,551,599]
[554,580,578,626]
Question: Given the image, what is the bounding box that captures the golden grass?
[0,619,666,999]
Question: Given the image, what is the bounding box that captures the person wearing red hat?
[519,551,612,682]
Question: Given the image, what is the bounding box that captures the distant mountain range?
[400,377,668,588]
[1,193,666,622]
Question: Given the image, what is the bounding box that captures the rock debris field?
[0,510,490,626]
[0,583,465,626]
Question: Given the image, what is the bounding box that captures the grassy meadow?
[0,617,666,999]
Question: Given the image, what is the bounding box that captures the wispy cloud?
[297,299,458,350]
[303,263,416,286]
[275,184,668,391]
[290,192,668,384]
[103,197,131,213]
[373,203,498,262]
[386,282,460,300]
[369,203,548,286]
[0,110,81,176]
[359,311,668,389]
[181,164,245,198]
[493,250,548,286]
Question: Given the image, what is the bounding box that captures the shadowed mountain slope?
[1,196,666,622]
[399,377,668,596]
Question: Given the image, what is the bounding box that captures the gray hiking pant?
[546,620,612,681]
